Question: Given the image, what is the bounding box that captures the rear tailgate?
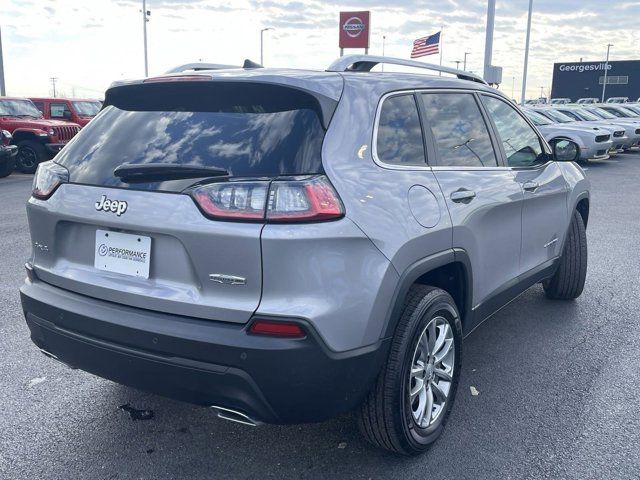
[28,184,263,323]
[27,76,341,323]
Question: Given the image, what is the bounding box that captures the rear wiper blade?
[113,163,229,182]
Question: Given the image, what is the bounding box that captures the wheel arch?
[575,196,589,228]
[381,249,473,339]
[11,129,41,144]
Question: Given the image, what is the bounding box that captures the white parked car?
[533,107,626,154]
[577,98,599,104]
[550,98,572,105]
[523,108,612,161]
[554,106,638,151]
[606,97,629,104]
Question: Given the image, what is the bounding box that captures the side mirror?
[63,110,72,119]
[552,139,579,162]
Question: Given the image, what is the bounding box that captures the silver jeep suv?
[21,56,589,455]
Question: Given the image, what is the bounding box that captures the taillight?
[248,319,306,338]
[32,161,69,200]
[192,181,269,220]
[192,175,344,223]
[267,176,344,222]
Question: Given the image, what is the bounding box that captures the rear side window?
[421,93,497,167]
[376,94,426,166]
[55,82,334,190]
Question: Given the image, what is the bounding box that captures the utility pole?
[142,0,150,76]
[0,27,5,96]
[520,0,534,105]
[483,0,496,81]
[260,27,273,65]
[382,35,386,72]
[602,44,613,102]
[463,52,470,71]
[50,77,58,97]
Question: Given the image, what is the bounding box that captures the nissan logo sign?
[342,16,365,38]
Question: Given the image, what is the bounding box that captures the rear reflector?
[191,175,344,223]
[248,320,306,338]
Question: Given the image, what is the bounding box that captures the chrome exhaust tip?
[210,405,261,427]
[38,348,76,369]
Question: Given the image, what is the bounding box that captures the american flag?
[411,32,440,58]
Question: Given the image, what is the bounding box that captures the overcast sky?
[1,0,639,99]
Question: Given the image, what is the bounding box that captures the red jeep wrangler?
[0,97,81,173]
[30,97,102,128]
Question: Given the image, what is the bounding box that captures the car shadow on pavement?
[30,284,606,480]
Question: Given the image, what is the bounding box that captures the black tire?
[543,210,587,299]
[0,157,15,178]
[16,140,46,174]
[357,285,463,455]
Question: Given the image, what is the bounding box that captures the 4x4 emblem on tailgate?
[95,195,128,216]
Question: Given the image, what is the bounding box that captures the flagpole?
[439,25,444,75]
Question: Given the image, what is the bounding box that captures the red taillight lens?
[192,181,269,220]
[191,175,344,223]
[266,176,344,222]
[32,161,69,200]
[248,320,306,338]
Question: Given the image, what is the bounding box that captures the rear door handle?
[450,189,476,203]
[522,181,540,192]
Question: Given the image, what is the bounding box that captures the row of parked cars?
[527,96,639,105]
[520,103,640,162]
[0,96,101,177]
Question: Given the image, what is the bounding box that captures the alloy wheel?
[409,316,455,429]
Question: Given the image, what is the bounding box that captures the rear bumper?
[20,278,388,424]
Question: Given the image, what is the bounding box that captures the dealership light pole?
[520,0,534,105]
[453,60,461,70]
[602,43,613,102]
[260,28,273,66]
[142,1,150,76]
[381,35,386,72]
[463,52,470,71]
[0,27,5,95]
[483,0,496,80]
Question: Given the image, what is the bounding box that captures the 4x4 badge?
[95,195,128,216]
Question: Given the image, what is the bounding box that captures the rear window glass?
[55,82,333,190]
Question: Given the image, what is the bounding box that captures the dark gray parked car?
[20,56,590,455]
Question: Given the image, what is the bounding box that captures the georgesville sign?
[551,60,640,101]
[339,11,370,49]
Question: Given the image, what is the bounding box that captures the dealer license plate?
[94,229,151,278]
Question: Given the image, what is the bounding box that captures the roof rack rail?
[326,55,487,85]
[165,59,263,74]
[164,63,241,74]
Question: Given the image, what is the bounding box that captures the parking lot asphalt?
[1,158,639,480]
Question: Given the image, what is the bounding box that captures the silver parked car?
[21,55,590,456]
[523,108,612,161]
